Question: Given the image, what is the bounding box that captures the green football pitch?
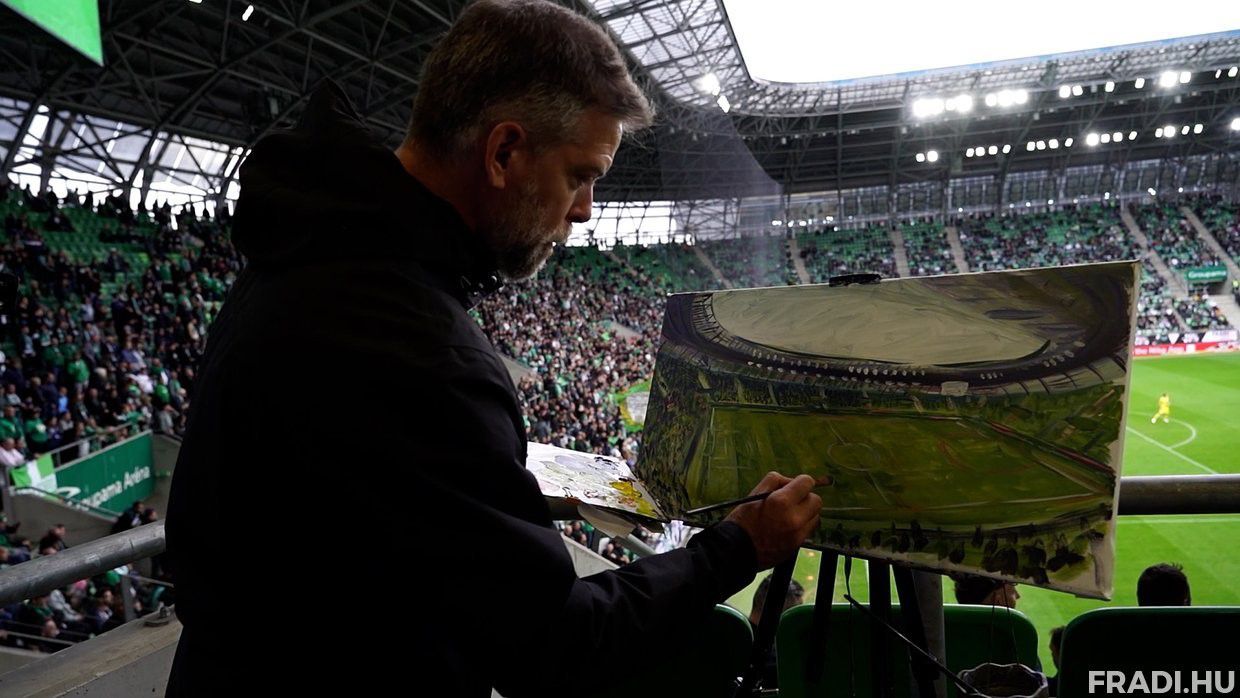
[726,352,1240,671]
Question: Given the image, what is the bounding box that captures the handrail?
[11,486,122,519]
[1116,474,1240,515]
[0,628,77,648]
[0,521,164,607]
[41,428,152,471]
[0,475,1235,609]
[127,573,173,588]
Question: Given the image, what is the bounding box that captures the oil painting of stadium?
[639,262,1141,598]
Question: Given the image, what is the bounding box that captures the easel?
[734,552,984,698]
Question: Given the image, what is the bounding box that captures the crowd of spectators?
[609,241,720,293]
[1137,202,1221,270]
[0,181,242,471]
[1136,260,1186,344]
[957,204,1134,271]
[472,248,663,464]
[1191,195,1240,264]
[797,225,898,282]
[1175,292,1230,332]
[901,220,955,277]
[698,235,793,288]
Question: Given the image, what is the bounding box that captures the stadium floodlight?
[1178,187,1184,193]
[916,152,926,162]
[1159,71,1178,88]
[1048,199,1054,205]
[1100,133,1111,144]
[1112,131,1123,142]
[1026,141,1036,151]
[1230,67,1239,78]
[966,147,975,157]
[1104,192,1111,200]
[1036,140,1046,150]
[1104,81,1115,92]
[1129,130,1137,140]
[1181,125,1190,135]
[1048,138,1059,149]
[1193,123,1203,134]
[984,93,998,107]
[946,95,973,113]
[1072,85,1083,96]
[912,97,946,118]
[1002,144,1012,153]
[1134,77,1146,89]
[695,72,722,96]
[987,145,997,155]
[242,4,254,20]
[1147,188,1157,196]
[1025,201,1032,207]
[926,150,939,163]
[1179,71,1191,84]
[1064,137,1074,147]
[771,220,782,226]
[717,94,731,113]
[1155,127,1164,138]
[1164,124,1176,137]
[1058,85,1072,99]
[1085,132,1100,146]
[1232,117,1240,131]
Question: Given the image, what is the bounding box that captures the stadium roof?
[0,0,1237,206]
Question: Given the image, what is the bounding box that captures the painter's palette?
[525,442,666,520]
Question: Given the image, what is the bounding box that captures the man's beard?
[480,180,568,282]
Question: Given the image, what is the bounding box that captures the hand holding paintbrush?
[698,472,829,569]
[685,473,834,516]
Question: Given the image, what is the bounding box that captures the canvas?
[633,261,1140,599]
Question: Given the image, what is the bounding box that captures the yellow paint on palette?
[611,480,657,518]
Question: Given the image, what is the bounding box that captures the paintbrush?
[682,476,833,517]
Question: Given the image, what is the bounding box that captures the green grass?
[727,352,1240,671]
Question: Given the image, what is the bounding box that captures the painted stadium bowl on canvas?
[638,261,1141,600]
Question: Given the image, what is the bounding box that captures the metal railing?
[0,521,164,608]
[9,486,121,519]
[35,425,143,471]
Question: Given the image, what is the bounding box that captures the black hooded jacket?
[164,82,759,696]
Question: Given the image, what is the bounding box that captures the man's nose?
[568,187,593,224]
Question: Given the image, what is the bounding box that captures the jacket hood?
[230,81,499,294]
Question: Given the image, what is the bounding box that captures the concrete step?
[1120,205,1187,299]
[787,236,812,284]
[944,225,970,274]
[691,245,733,289]
[888,226,910,278]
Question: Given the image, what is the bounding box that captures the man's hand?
[724,472,822,569]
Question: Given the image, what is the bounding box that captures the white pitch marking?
[1123,516,1240,525]
[1125,426,1218,475]
[1169,420,1198,449]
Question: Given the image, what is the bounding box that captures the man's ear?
[484,121,529,190]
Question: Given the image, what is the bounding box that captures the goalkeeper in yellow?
[1151,393,1171,424]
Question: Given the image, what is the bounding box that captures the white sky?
[721,0,1240,84]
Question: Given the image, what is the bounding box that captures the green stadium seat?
[777,603,1040,698]
[593,604,753,698]
[1057,607,1240,698]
